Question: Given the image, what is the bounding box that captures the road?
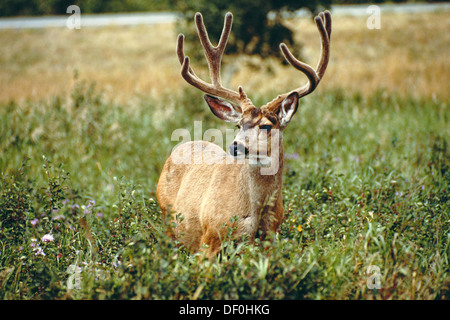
[0,11,177,29]
[0,3,448,29]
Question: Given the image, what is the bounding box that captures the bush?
[175,0,331,59]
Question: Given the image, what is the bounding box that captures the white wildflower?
[41,234,54,242]
[34,247,46,256]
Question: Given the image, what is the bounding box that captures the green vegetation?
[1,80,448,299]
[175,0,330,59]
[0,3,448,301]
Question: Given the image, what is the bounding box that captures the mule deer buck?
[157,11,331,258]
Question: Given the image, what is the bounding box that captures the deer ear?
[278,92,299,128]
[204,95,242,122]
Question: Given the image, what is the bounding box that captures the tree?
[175,0,331,60]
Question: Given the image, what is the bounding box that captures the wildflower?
[96,212,103,218]
[30,238,37,247]
[285,153,299,160]
[87,200,95,208]
[34,247,46,256]
[30,218,39,226]
[297,225,303,232]
[41,234,54,242]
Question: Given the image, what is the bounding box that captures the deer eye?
[260,125,272,133]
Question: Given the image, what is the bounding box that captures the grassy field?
[0,11,449,300]
[0,12,448,104]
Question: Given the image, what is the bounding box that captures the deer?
[156,11,331,258]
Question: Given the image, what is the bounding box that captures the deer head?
[177,11,331,166]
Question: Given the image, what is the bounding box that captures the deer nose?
[230,141,249,157]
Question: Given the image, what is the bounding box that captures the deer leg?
[199,228,223,259]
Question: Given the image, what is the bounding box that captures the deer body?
[157,11,331,257]
[157,139,284,255]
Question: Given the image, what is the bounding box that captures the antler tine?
[195,12,231,87]
[177,34,196,76]
[322,10,332,40]
[177,12,249,106]
[280,43,319,96]
[262,11,332,110]
[315,11,331,79]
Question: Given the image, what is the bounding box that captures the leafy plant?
[175,0,331,59]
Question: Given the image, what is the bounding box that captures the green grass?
[0,81,449,299]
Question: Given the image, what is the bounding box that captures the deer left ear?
[278,92,299,128]
[204,95,242,123]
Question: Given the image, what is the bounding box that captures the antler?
[262,11,332,111]
[177,12,250,107]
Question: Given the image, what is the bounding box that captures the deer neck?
[242,138,284,210]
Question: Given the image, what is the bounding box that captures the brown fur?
[157,119,285,258]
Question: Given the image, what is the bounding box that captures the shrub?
[175,0,331,59]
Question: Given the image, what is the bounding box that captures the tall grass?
[0,79,448,299]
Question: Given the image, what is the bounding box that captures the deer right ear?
[204,95,242,123]
[278,92,299,128]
